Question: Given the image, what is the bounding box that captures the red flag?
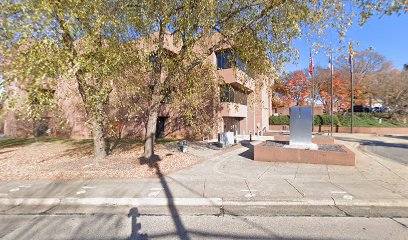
[308,49,314,76]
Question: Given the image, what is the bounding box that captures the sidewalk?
[0,133,407,217]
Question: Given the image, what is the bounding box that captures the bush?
[270,115,340,126]
[270,113,408,127]
[314,115,340,126]
[269,115,290,125]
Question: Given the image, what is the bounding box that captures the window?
[220,85,247,105]
[234,89,248,105]
[216,51,232,69]
[236,58,247,73]
[220,85,234,102]
[216,50,247,72]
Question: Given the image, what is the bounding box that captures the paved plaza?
[0,133,407,217]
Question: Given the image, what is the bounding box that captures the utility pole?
[329,50,334,136]
[349,43,354,134]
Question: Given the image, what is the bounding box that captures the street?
[1,213,407,240]
[364,135,408,165]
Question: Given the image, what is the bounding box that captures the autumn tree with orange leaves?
[313,67,362,113]
[275,71,311,106]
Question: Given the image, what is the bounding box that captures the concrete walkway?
[0,133,407,217]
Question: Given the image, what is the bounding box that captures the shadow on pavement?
[128,208,148,240]
[141,153,191,240]
[238,140,254,160]
[154,163,190,240]
[334,136,408,149]
[383,135,408,141]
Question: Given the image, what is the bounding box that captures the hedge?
[313,115,340,126]
[269,115,340,126]
[269,115,290,125]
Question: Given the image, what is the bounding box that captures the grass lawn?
[338,113,408,128]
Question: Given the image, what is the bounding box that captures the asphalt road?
[365,142,408,165]
[1,214,407,240]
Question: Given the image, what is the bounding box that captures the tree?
[2,0,407,162]
[336,48,395,105]
[276,71,311,106]
[1,0,145,160]
[339,49,408,113]
[338,49,387,79]
[313,67,362,113]
[365,69,408,116]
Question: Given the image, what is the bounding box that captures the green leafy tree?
[1,0,407,162]
[1,0,144,160]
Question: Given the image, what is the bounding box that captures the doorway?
[223,117,241,134]
[156,117,167,139]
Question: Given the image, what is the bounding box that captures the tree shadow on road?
[140,154,191,240]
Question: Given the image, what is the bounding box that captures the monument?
[253,105,355,166]
[286,106,318,150]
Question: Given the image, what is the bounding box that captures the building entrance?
[223,117,241,134]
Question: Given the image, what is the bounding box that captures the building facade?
[3,36,273,140]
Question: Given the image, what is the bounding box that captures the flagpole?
[349,44,354,134]
[309,48,315,132]
[330,50,334,136]
[312,63,315,132]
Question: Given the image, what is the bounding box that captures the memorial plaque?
[289,106,315,148]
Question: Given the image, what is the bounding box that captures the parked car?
[372,106,384,113]
[349,105,371,113]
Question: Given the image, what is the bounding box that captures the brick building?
[3,34,273,140]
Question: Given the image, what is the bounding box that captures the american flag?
[308,49,314,76]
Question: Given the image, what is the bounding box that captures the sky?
[284,13,408,72]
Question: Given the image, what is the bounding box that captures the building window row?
[220,85,247,105]
[216,50,246,72]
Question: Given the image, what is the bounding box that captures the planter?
[254,141,355,166]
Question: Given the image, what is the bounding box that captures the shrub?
[270,115,340,126]
[316,115,340,126]
[269,115,290,125]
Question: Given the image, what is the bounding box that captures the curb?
[0,197,222,207]
[1,197,408,217]
[1,197,408,208]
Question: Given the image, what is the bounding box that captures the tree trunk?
[144,92,161,161]
[92,116,107,161]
